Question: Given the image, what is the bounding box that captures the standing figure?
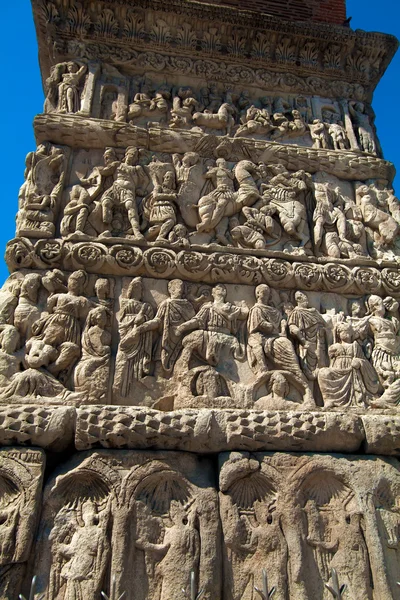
[13,273,41,342]
[101,147,148,239]
[327,513,372,600]
[226,504,288,600]
[196,159,236,234]
[328,120,349,150]
[288,292,328,381]
[45,61,88,114]
[54,502,110,600]
[349,102,377,155]
[153,279,195,376]
[172,152,203,228]
[144,171,178,241]
[309,120,329,149]
[113,277,155,398]
[17,143,65,238]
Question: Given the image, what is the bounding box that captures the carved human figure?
[196,158,235,234]
[170,89,199,129]
[172,152,203,228]
[349,102,377,155]
[74,305,111,403]
[0,279,21,326]
[226,503,288,600]
[357,295,400,393]
[235,106,273,138]
[113,277,154,398]
[229,204,280,249]
[247,284,312,402]
[313,183,358,258]
[0,325,20,387]
[309,120,329,149]
[101,147,148,239]
[60,185,92,238]
[327,513,372,600]
[153,279,195,376]
[13,273,41,342]
[197,160,260,243]
[288,292,328,381]
[144,171,178,241]
[356,185,399,250]
[136,502,200,600]
[328,120,349,150]
[52,501,110,600]
[254,371,302,410]
[260,166,310,250]
[31,270,90,381]
[17,143,65,238]
[289,109,307,137]
[176,283,247,370]
[317,322,381,408]
[45,61,87,113]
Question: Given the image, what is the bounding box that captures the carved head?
[295,291,309,308]
[0,325,19,354]
[21,273,41,300]
[68,270,87,295]
[212,283,227,302]
[127,277,143,300]
[168,279,184,299]
[216,158,227,168]
[67,62,79,73]
[255,284,270,305]
[88,305,108,329]
[182,152,199,167]
[384,296,399,314]
[95,278,110,301]
[103,147,118,165]
[367,294,385,317]
[163,171,176,190]
[270,371,289,397]
[41,269,67,294]
[349,299,363,318]
[125,147,139,166]
[335,322,354,343]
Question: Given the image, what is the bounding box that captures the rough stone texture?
[1,0,399,597]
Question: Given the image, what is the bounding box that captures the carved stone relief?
[219,452,400,600]
[34,450,220,600]
[0,448,45,600]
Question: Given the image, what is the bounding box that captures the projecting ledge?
[0,404,399,455]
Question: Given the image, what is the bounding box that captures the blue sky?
[0,0,398,284]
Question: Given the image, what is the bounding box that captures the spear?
[19,575,45,600]
[254,569,276,599]
[101,575,126,600]
[325,568,346,600]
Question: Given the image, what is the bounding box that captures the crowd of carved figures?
[43,60,379,155]
[1,267,400,410]
[3,449,400,600]
[17,142,400,260]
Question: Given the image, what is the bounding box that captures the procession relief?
[17,142,400,261]
[1,266,400,410]
[43,62,379,156]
